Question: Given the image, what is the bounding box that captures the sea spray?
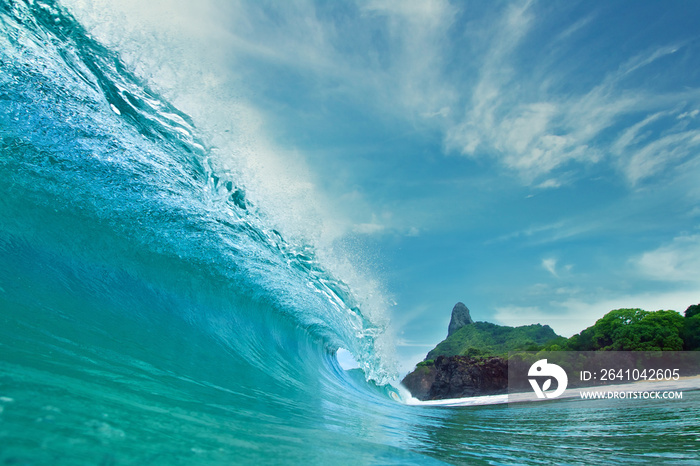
[0,0,396,383]
[61,0,402,382]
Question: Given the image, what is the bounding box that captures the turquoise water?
[1,1,699,464]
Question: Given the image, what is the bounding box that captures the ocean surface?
[1,1,699,464]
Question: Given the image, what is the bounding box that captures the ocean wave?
[0,0,395,385]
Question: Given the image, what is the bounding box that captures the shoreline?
[405,375,700,407]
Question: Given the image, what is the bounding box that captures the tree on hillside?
[563,308,687,351]
[685,304,700,319]
[610,310,684,351]
[590,308,648,350]
[683,304,700,350]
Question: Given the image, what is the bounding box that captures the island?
[401,302,700,400]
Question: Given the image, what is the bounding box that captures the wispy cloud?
[493,305,593,337]
[68,0,700,203]
[495,287,700,337]
[487,216,606,246]
[635,233,700,284]
[495,233,700,336]
[395,338,438,348]
[447,36,697,184]
[622,130,700,185]
[542,258,558,277]
[359,0,459,120]
[536,178,562,189]
[397,4,700,188]
[445,1,535,157]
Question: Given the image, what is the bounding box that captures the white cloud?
[488,215,609,246]
[611,111,668,156]
[636,234,700,284]
[395,338,438,348]
[617,45,680,78]
[493,305,591,337]
[434,4,700,187]
[536,179,562,189]
[445,2,534,158]
[553,13,596,42]
[542,258,558,277]
[495,288,700,337]
[360,0,459,119]
[622,130,700,184]
[71,0,700,197]
[496,234,700,337]
[678,110,699,119]
[363,0,454,26]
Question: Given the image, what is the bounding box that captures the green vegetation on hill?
[683,304,700,350]
[544,305,700,352]
[404,303,700,400]
[425,321,559,360]
[413,302,700,372]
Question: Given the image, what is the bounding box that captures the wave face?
[2,1,699,464]
[0,0,414,461]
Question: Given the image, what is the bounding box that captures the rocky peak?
[447,302,473,337]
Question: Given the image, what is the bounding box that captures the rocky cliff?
[447,302,473,337]
[402,355,508,400]
[401,302,559,400]
[400,364,437,400]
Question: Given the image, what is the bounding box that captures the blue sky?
[66,0,700,373]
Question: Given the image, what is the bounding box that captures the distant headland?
[401,302,700,400]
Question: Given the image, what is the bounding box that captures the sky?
[65,0,700,374]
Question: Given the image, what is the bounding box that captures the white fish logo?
[528,359,568,399]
